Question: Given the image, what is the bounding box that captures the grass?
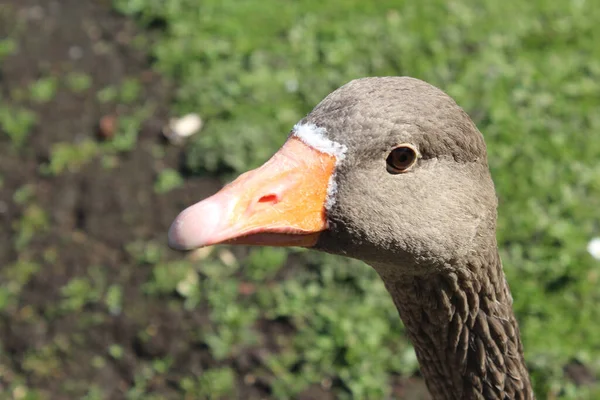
[111,0,600,398]
[2,0,599,398]
[29,77,59,104]
[0,102,38,148]
[36,76,154,176]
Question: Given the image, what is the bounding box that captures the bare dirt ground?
[0,1,231,398]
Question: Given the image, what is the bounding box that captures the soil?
[0,1,433,399]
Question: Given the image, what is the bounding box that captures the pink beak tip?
[168,217,192,251]
[168,200,224,251]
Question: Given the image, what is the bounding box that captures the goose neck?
[374,252,533,400]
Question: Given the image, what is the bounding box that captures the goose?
[168,77,534,400]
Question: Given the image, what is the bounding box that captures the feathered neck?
[375,249,533,400]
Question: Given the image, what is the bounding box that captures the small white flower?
[164,113,203,144]
[587,237,600,260]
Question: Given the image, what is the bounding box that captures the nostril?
[258,194,279,204]
[247,192,283,216]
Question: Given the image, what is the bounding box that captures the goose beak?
[168,136,337,250]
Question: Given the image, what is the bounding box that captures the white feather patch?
[325,177,339,210]
[292,123,347,210]
[292,123,347,161]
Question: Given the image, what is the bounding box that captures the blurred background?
[1,0,599,399]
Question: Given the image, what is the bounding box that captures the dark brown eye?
[386,145,418,173]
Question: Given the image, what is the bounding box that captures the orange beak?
[168,136,337,250]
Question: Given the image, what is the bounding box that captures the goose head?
[169,77,498,275]
[168,77,534,400]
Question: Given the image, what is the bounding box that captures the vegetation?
[1,0,599,398]
[114,0,600,397]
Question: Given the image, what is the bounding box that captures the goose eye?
[386,145,418,173]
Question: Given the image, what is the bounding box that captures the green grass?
[0,37,17,61]
[29,76,59,104]
[112,0,600,398]
[65,72,93,93]
[154,168,184,194]
[0,101,38,148]
[2,0,598,398]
